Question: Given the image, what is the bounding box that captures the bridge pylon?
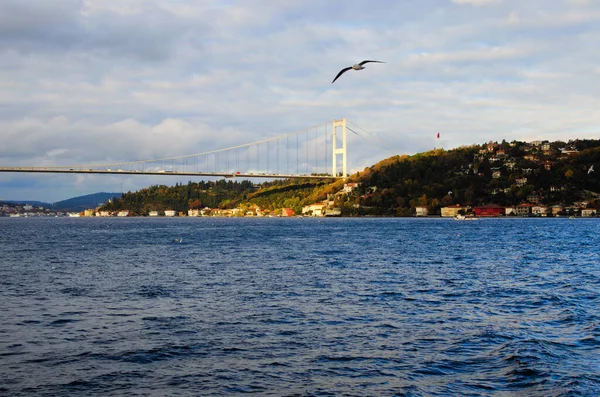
[332,118,347,178]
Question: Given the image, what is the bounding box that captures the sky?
[1,0,600,202]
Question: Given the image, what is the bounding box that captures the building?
[473,204,505,217]
[415,207,428,217]
[302,203,326,217]
[527,194,540,204]
[531,206,548,216]
[325,208,342,216]
[551,205,564,216]
[188,209,201,217]
[516,203,533,216]
[83,209,95,217]
[343,182,361,193]
[515,177,528,187]
[164,210,176,217]
[281,208,295,217]
[441,204,464,217]
[581,209,597,217]
[541,142,551,151]
[149,211,159,217]
[117,211,129,217]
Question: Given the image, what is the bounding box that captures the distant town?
[2,180,597,218]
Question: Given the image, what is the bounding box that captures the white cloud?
[1,0,600,201]
[567,0,591,6]
[452,0,500,5]
[507,10,520,24]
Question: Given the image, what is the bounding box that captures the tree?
[565,169,574,179]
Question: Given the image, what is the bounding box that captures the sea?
[1,217,599,396]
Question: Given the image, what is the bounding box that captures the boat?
[454,214,478,221]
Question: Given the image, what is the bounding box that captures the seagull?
[588,165,594,174]
[331,60,385,83]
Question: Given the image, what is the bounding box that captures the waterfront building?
[415,207,428,217]
[473,204,505,217]
[441,204,464,217]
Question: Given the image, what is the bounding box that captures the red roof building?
[281,208,295,217]
[473,204,505,217]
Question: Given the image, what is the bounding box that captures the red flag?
[437,132,440,139]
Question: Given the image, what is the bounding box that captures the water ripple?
[1,217,599,396]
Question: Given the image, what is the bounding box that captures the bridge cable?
[346,122,402,155]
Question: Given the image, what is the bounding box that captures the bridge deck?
[0,167,339,180]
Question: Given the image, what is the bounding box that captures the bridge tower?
[332,118,347,178]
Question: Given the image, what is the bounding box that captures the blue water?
[1,217,599,396]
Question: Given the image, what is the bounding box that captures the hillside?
[347,138,600,216]
[98,138,600,216]
[1,200,51,208]
[53,192,121,212]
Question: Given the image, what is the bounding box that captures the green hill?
[347,139,600,215]
[98,138,600,216]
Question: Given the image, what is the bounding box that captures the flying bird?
[331,60,385,83]
[588,165,594,174]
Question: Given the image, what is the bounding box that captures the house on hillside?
[541,142,551,151]
[343,183,361,193]
[515,177,528,187]
[527,194,540,204]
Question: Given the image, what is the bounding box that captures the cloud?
[567,0,591,5]
[1,0,600,201]
[452,0,500,5]
[507,10,520,24]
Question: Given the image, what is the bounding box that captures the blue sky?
[1,0,600,202]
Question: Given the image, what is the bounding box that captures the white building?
[302,203,326,216]
[415,207,428,217]
[582,209,597,217]
[343,182,361,193]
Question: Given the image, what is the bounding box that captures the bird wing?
[359,60,385,65]
[331,67,352,83]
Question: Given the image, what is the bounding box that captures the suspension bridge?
[0,118,395,180]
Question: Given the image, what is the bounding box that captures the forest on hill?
[99,178,346,216]
[99,138,600,216]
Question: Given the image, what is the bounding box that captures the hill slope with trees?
[99,138,600,216]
